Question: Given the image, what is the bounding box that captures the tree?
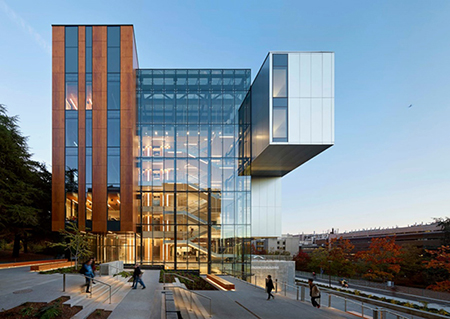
[396,244,426,286]
[424,245,450,292]
[50,223,94,268]
[309,247,329,273]
[356,237,402,281]
[435,217,450,246]
[293,250,311,271]
[329,237,355,277]
[0,104,40,257]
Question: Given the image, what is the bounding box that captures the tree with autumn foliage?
[329,237,355,277]
[424,245,450,292]
[293,250,311,271]
[356,237,402,281]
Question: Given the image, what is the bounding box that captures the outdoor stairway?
[63,273,132,318]
[164,278,209,319]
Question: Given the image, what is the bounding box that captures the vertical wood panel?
[78,26,86,231]
[92,26,108,233]
[120,26,136,232]
[52,26,65,231]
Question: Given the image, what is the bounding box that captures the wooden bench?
[30,261,74,271]
[0,259,67,269]
[206,274,235,290]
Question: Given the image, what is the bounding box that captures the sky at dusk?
[1,0,449,234]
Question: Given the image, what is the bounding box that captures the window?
[272,54,288,142]
[273,98,288,141]
[107,111,121,147]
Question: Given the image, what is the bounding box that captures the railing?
[296,270,450,302]
[163,272,194,285]
[281,280,415,319]
[62,273,112,304]
[163,284,212,318]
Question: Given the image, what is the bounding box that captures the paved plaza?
[0,266,357,318]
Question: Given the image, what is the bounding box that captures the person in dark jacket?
[265,275,275,300]
[132,263,146,289]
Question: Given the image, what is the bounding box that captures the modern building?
[328,223,444,252]
[252,234,301,256]
[51,24,334,276]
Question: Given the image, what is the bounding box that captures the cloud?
[0,0,51,55]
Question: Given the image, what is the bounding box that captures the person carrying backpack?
[308,278,321,308]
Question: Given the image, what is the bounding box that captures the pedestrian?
[91,258,97,284]
[132,263,146,289]
[265,275,275,300]
[308,278,320,308]
[190,227,194,238]
[80,259,95,293]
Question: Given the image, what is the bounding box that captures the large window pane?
[273,67,287,98]
[108,47,120,73]
[65,111,78,147]
[273,98,288,141]
[108,74,120,109]
[65,74,78,110]
[107,26,120,47]
[108,148,120,185]
[108,111,120,147]
[65,47,78,73]
[65,26,78,47]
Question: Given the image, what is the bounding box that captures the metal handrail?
[164,284,212,318]
[62,273,112,304]
[291,279,412,319]
[85,275,112,304]
[163,272,195,284]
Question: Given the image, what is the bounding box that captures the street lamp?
[328,260,332,287]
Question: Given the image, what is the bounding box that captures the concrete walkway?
[0,266,70,310]
[196,276,355,318]
[109,270,162,319]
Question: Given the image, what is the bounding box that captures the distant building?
[329,223,444,252]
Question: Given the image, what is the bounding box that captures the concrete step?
[66,275,132,319]
[174,286,196,319]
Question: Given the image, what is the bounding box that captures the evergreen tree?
[0,104,44,257]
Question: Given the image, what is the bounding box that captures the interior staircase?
[63,273,132,318]
[163,278,210,319]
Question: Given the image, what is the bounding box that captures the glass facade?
[85,26,93,228]
[65,26,79,223]
[107,26,121,229]
[272,54,288,142]
[136,69,252,276]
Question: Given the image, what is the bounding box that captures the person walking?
[265,275,275,300]
[81,259,95,293]
[132,263,146,289]
[308,278,321,308]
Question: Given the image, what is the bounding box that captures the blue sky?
[1,0,449,234]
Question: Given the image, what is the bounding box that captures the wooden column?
[52,26,65,231]
[92,26,107,233]
[120,26,137,232]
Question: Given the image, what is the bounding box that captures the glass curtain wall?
[85,26,93,230]
[137,69,251,276]
[272,54,288,142]
[107,26,121,231]
[65,26,79,225]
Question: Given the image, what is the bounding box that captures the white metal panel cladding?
[251,177,282,237]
